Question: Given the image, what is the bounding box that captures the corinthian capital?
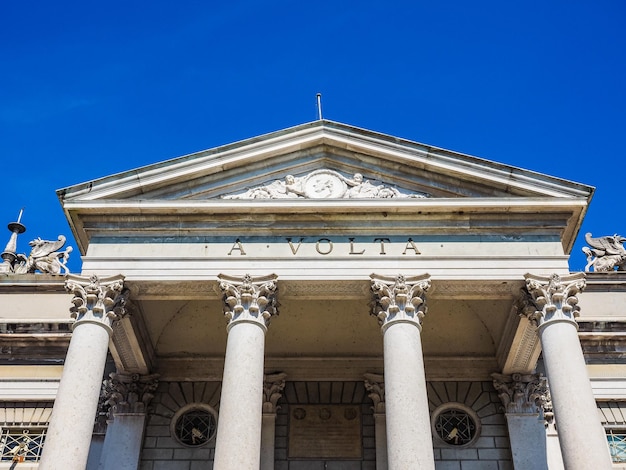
[491,372,548,414]
[102,372,160,417]
[263,372,286,413]
[218,273,278,332]
[522,273,586,328]
[370,273,430,332]
[65,274,128,333]
[364,373,385,413]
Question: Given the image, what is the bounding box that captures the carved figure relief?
[222,169,430,200]
[582,232,626,272]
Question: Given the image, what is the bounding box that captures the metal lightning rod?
[316,93,323,120]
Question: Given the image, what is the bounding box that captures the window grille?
[0,428,46,462]
[172,407,217,447]
[607,430,626,463]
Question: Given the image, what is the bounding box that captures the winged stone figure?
[13,235,73,275]
[582,232,626,272]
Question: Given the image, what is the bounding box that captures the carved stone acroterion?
[491,372,548,414]
[370,273,431,332]
[0,211,73,275]
[65,274,129,333]
[263,372,286,413]
[102,372,159,417]
[522,273,585,329]
[222,169,430,200]
[218,273,279,332]
[582,232,626,272]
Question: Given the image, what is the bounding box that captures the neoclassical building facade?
[1,121,625,469]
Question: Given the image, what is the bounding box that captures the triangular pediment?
[58,120,593,254]
[58,120,591,202]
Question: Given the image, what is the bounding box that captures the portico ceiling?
[117,278,525,382]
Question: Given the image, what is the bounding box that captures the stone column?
[261,372,286,470]
[492,372,549,470]
[98,372,159,470]
[370,274,435,470]
[364,373,388,470]
[39,274,128,470]
[213,274,279,470]
[523,273,612,469]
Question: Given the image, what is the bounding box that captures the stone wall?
[428,381,513,470]
[140,381,221,470]
[275,381,376,470]
[138,380,511,469]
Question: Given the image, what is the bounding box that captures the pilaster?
[261,372,286,470]
[492,372,549,470]
[364,373,387,470]
[99,372,159,470]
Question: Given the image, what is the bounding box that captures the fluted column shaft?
[524,273,612,470]
[213,274,278,470]
[39,275,127,470]
[371,274,435,470]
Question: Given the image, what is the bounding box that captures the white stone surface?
[383,322,435,470]
[540,320,613,469]
[38,322,111,470]
[213,321,266,469]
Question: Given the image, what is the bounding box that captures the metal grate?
[607,430,626,463]
[434,408,477,446]
[0,428,46,462]
[174,409,216,447]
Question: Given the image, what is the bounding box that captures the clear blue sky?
[1,1,624,273]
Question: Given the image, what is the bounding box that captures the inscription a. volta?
[227,237,421,256]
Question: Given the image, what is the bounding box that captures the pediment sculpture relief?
[222,169,430,200]
[582,232,626,272]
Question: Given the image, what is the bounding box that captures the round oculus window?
[432,404,480,447]
[170,404,217,447]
